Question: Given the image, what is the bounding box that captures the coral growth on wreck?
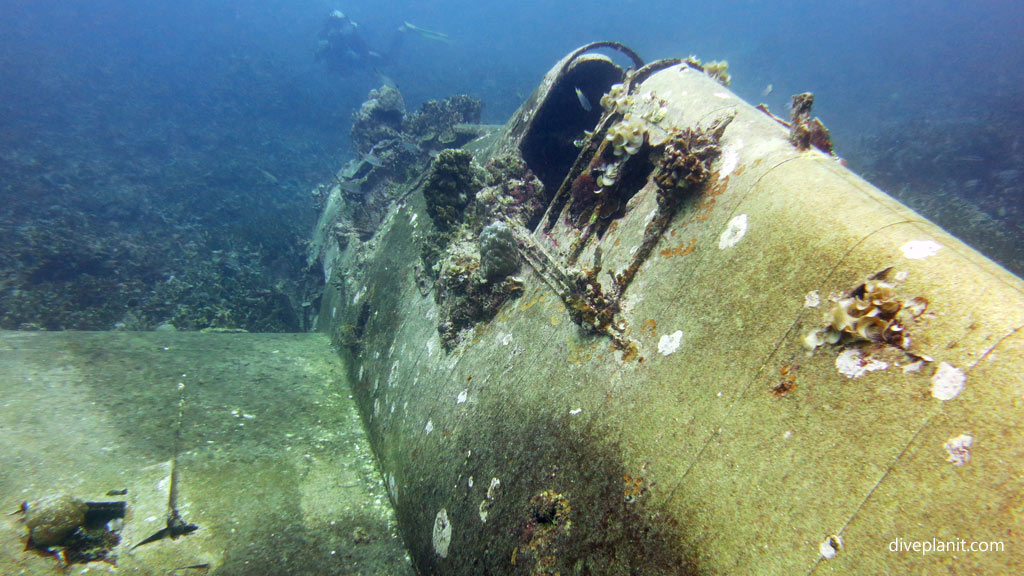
[351,85,406,155]
[599,82,630,114]
[423,149,481,232]
[653,123,728,195]
[472,154,546,228]
[528,72,733,357]
[827,279,907,347]
[605,114,646,157]
[330,88,485,257]
[414,150,545,349]
[683,56,731,87]
[478,221,520,281]
[404,94,482,149]
[611,115,731,295]
[434,245,523,350]
[702,60,731,87]
[804,270,929,351]
[516,490,573,576]
[789,92,834,155]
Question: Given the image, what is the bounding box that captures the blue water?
[4,0,1021,156]
[1,0,1022,329]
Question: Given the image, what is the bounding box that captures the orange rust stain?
[567,342,595,365]
[520,295,545,311]
[659,237,697,258]
[709,175,730,196]
[772,361,799,397]
[733,164,746,176]
[697,178,729,219]
[641,318,657,338]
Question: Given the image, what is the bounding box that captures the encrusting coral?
[433,244,524,350]
[418,153,539,350]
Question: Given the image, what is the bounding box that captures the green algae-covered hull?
[313,48,1023,574]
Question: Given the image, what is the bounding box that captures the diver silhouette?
[315,10,450,75]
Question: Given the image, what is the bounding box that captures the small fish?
[402,21,451,44]
[258,168,279,184]
[761,84,773,97]
[575,87,592,112]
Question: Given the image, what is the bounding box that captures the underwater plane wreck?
[3,43,1020,575]
[308,42,1023,575]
